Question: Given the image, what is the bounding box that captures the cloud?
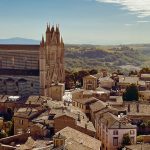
[96,0,150,18]
[124,23,133,26]
[137,20,150,23]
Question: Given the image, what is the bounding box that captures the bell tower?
[39,23,65,100]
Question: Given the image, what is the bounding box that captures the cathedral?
[0,24,65,100]
[39,24,65,100]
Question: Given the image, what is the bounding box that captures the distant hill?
[0,38,149,71]
[0,37,40,45]
[65,44,150,71]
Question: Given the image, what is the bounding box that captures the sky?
[0,0,150,45]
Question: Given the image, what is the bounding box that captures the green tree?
[89,69,98,75]
[147,120,150,127]
[123,84,139,101]
[122,133,131,146]
[6,121,14,136]
[0,130,7,139]
[77,70,89,86]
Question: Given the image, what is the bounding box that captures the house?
[95,112,137,150]
[124,102,150,122]
[54,111,96,137]
[118,76,146,92]
[107,96,123,107]
[72,88,110,102]
[139,90,150,101]
[13,107,47,136]
[98,76,115,90]
[125,143,150,150]
[89,100,119,125]
[72,97,98,118]
[83,75,97,90]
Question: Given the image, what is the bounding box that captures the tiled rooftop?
[100,112,136,129]
[56,127,101,150]
[73,97,98,104]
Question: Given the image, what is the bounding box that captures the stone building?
[95,112,137,150]
[39,24,65,100]
[0,24,65,100]
[83,75,97,90]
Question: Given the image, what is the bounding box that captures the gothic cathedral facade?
[39,24,65,98]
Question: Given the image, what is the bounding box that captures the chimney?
[137,103,139,113]
[119,121,121,128]
[27,100,31,105]
[78,114,80,121]
[85,123,87,130]
[128,104,130,112]
[53,133,65,148]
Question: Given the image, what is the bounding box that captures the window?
[20,119,23,125]
[106,127,108,132]
[130,137,134,144]
[113,130,118,135]
[86,105,90,109]
[113,137,118,146]
[130,130,135,135]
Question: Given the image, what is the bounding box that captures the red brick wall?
[54,115,76,133]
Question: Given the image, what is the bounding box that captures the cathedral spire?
[56,24,60,33]
[46,23,50,33]
[51,25,55,33]
[40,35,45,47]
[56,24,60,44]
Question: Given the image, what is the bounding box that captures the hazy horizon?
[0,37,150,46]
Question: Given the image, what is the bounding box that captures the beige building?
[95,112,137,150]
[72,97,98,118]
[124,101,150,121]
[89,100,119,125]
[54,111,96,137]
[72,88,110,103]
[98,76,115,89]
[118,76,146,92]
[83,75,97,90]
[13,107,49,136]
[139,90,150,101]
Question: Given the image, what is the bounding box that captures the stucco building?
[95,112,137,150]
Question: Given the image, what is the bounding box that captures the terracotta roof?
[73,97,99,104]
[14,107,46,119]
[71,89,84,94]
[125,143,150,150]
[124,102,150,116]
[141,74,150,78]
[100,112,136,129]
[54,112,77,120]
[56,127,101,150]
[96,87,110,93]
[98,76,114,82]
[65,139,92,150]
[90,100,107,113]
[83,75,97,79]
[95,106,119,119]
[18,136,36,150]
